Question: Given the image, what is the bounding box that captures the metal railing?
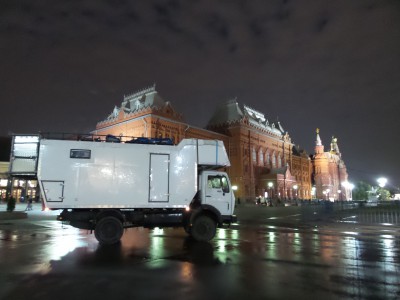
[300,200,400,225]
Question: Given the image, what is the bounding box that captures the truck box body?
[38,138,230,209]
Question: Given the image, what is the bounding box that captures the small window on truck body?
[70,149,91,159]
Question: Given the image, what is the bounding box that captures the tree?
[377,188,390,201]
[352,181,371,200]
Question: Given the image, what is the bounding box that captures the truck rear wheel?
[95,216,123,245]
[191,215,216,242]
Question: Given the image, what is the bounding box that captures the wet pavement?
[0,204,400,299]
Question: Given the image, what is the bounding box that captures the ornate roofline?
[123,83,156,102]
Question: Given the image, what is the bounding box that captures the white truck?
[9,134,237,244]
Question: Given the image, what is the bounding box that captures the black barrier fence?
[300,200,400,225]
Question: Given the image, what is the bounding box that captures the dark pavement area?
[1,203,400,299]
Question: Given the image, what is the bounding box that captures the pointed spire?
[315,128,325,154]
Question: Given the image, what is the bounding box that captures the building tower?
[312,129,350,200]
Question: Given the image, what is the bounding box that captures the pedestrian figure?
[25,198,33,211]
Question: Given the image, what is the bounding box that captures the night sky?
[1,0,399,187]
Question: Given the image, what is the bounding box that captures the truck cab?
[200,171,235,218]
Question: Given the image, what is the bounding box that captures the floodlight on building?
[342,181,353,189]
[232,185,238,191]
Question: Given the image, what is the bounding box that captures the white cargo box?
[34,138,229,209]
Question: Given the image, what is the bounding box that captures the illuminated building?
[93,85,313,202]
[206,100,312,201]
[0,162,9,200]
[1,137,39,202]
[312,129,351,200]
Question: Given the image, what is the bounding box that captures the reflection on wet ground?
[0,216,400,299]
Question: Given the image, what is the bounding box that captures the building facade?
[93,85,315,202]
[0,162,9,200]
[1,161,39,202]
[205,100,312,202]
[312,129,351,200]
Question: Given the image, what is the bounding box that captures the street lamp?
[377,177,387,188]
[349,183,354,200]
[293,184,298,199]
[232,185,239,204]
[267,182,273,200]
[341,181,354,201]
[343,182,354,200]
[311,186,316,199]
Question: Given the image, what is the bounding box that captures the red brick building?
[93,85,347,202]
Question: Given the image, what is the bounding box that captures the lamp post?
[232,185,239,205]
[311,186,316,200]
[293,184,298,200]
[341,181,354,201]
[267,182,273,200]
[348,183,354,200]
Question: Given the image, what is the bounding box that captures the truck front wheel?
[191,215,216,242]
[95,216,123,245]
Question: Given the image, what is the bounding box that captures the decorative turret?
[330,136,341,158]
[315,128,324,154]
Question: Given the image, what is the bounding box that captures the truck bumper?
[222,214,237,224]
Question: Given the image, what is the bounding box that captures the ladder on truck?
[9,135,40,177]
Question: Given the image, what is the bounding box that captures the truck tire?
[191,215,216,242]
[94,216,123,245]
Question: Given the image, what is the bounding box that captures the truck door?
[205,174,231,215]
[149,154,169,202]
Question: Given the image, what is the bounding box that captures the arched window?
[258,149,264,166]
[272,152,276,168]
[252,147,257,164]
[266,151,270,166]
[277,154,282,167]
